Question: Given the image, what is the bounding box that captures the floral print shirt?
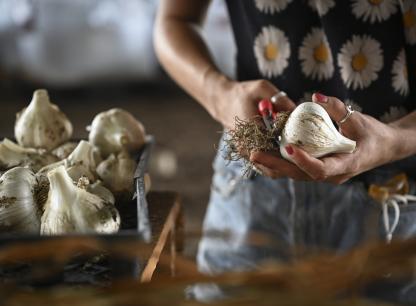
[225,0,416,122]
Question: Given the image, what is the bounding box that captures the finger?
[253,163,284,179]
[312,93,359,129]
[250,151,311,180]
[271,91,297,112]
[288,144,350,180]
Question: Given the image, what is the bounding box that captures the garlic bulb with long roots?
[280,102,356,161]
[0,138,58,172]
[41,166,120,235]
[88,108,145,157]
[0,167,41,233]
[15,89,73,150]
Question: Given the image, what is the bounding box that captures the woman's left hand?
[250,93,400,184]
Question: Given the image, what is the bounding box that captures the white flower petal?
[254,26,291,78]
[308,0,335,16]
[351,0,398,24]
[254,0,293,14]
[391,49,410,96]
[337,35,383,90]
[380,106,408,123]
[299,28,334,81]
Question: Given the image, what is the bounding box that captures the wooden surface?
[140,191,183,282]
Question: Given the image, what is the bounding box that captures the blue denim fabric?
[192,136,416,304]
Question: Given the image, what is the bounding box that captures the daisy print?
[391,49,409,96]
[351,0,398,23]
[345,99,363,112]
[337,35,383,90]
[254,26,291,78]
[403,0,416,45]
[299,28,334,81]
[308,0,335,16]
[380,106,408,123]
[254,0,292,14]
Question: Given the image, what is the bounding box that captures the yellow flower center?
[368,0,383,5]
[313,42,329,63]
[404,10,416,28]
[264,43,279,61]
[351,53,368,71]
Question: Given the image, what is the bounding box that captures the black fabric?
[224,0,415,118]
[224,0,416,180]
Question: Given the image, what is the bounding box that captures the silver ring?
[337,104,355,124]
[271,91,287,104]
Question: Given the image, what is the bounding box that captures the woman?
[154,0,416,302]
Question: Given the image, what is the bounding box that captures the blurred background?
[0,0,236,240]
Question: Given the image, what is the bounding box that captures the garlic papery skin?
[0,167,41,234]
[41,166,120,235]
[280,102,356,162]
[88,108,145,157]
[86,181,115,205]
[96,151,136,199]
[52,142,78,160]
[15,89,73,151]
[38,140,98,180]
[0,138,58,172]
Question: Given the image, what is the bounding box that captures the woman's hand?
[250,93,400,184]
[213,79,296,129]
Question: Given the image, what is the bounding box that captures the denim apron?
[191,135,416,304]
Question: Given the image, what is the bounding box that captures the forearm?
[389,111,416,160]
[154,0,231,121]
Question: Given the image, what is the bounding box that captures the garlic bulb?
[86,181,115,205]
[96,151,136,198]
[0,138,58,172]
[144,173,151,195]
[52,142,78,160]
[41,166,120,235]
[88,108,145,157]
[280,102,356,161]
[0,167,41,233]
[15,89,73,151]
[38,140,98,181]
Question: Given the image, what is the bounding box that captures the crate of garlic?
[0,89,152,238]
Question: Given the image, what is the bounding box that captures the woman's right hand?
[212,79,296,130]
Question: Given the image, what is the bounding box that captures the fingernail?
[313,92,328,103]
[285,145,294,155]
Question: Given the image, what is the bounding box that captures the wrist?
[203,69,235,125]
[388,121,416,162]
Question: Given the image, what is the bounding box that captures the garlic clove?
[0,167,41,234]
[88,108,145,157]
[0,138,58,172]
[96,151,137,200]
[41,166,120,235]
[87,180,115,205]
[52,142,78,160]
[38,140,98,180]
[144,173,151,195]
[15,89,73,151]
[280,102,356,162]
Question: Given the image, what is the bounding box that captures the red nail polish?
[314,92,328,103]
[285,145,294,155]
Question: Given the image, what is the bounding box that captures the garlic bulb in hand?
[96,151,136,199]
[41,166,120,235]
[0,138,58,172]
[280,102,356,161]
[0,167,41,233]
[88,108,145,157]
[15,89,73,150]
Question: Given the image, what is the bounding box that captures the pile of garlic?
[0,89,149,235]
